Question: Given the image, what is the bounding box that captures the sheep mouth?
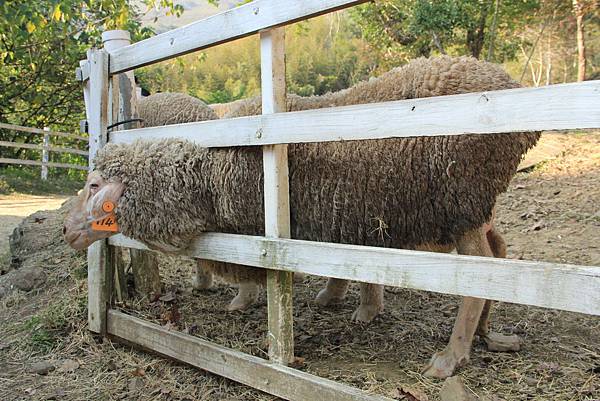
[64,231,88,250]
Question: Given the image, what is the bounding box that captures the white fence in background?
[0,123,88,178]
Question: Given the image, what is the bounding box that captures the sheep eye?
[90,183,99,189]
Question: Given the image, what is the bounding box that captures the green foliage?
[350,0,540,69]
[21,292,87,353]
[22,316,56,353]
[137,14,376,102]
[0,166,85,195]
[0,0,180,168]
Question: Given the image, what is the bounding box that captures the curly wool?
[223,55,527,118]
[96,56,540,283]
[138,92,218,127]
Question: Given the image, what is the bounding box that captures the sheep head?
[63,170,125,250]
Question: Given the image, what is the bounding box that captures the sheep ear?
[88,181,125,219]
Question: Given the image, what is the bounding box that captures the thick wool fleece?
[138,92,218,127]
[96,56,539,283]
[223,56,533,118]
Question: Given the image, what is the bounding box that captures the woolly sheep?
[64,56,539,378]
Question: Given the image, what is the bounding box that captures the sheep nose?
[62,225,67,235]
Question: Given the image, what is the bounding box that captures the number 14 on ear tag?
[91,201,119,232]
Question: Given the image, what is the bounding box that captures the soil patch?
[0,132,598,401]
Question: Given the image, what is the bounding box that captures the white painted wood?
[109,81,600,147]
[260,27,294,366]
[87,48,110,334]
[0,158,88,170]
[109,233,600,316]
[0,141,88,156]
[0,122,88,141]
[77,60,90,83]
[103,30,139,130]
[108,0,368,74]
[105,30,161,301]
[79,60,91,121]
[107,310,392,401]
[41,127,49,180]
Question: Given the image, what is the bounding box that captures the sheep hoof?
[227,295,255,311]
[350,304,383,323]
[483,332,521,352]
[315,288,345,306]
[293,272,306,282]
[227,285,259,311]
[423,347,467,379]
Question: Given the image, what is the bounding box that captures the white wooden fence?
[0,123,88,178]
[77,1,600,399]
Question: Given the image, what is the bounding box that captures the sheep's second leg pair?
[228,282,260,311]
[192,260,214,290]
[423,225,517,378]
[475,229,521,352]
[316,278,384,323]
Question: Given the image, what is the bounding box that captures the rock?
[128,377,144,393]
[440,376,477,401]
[483,333,521,352]
[0,281,11,299]
[10,265,46,291]
[59,359,80,372]
[29,361,55,375]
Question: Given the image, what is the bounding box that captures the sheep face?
[63,171,125,250]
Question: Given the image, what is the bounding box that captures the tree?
[350,0,540,70]
[0,1,180,165]
[137,14,375,101]
[571,0,596,81]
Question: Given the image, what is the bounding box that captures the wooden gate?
[76,1,600,399]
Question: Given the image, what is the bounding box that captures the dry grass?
[0,132,598,401]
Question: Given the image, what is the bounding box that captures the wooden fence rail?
[79,0,600,399]
[110,81,600,148]
[0,123,89,178]
[0,122,88,141]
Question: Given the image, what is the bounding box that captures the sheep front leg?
[315,278,350,306]
[423,227,491,378]
[192,260,213,290]
[352,283,384,323]
[477,228,521,352]
[228,282,260,311]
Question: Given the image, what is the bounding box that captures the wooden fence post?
[102,30,162,301]
[260,27,294,365]
[41,127,49,180]
[87,48,112,334]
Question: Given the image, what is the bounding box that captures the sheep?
[64,55,539,378]
[214,55,538,319]
[138,93,263,294]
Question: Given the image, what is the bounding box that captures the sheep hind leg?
[315,278,350,306]
[192,260,213,290]
[228,282,260,311]
[423,226,492,379]
[477,228,521,352]
[351,283,384,323]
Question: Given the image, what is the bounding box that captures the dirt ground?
[0,195,67,254]
[0,132,598,401]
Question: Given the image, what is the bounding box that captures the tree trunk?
[467,2,491,59]
[573,0,586,81]
[130,249,162,300]
[486,0,501,61]
[431,31,447,55]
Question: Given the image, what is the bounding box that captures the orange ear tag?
[91,201,119,232]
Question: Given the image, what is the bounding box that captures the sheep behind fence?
[72,0,600,399]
